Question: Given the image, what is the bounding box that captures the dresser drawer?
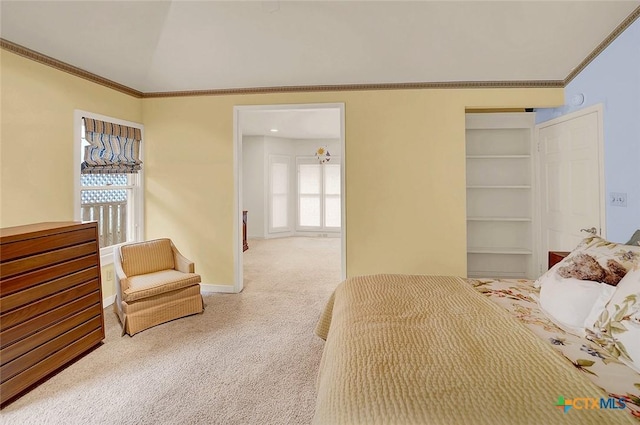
[1,327,104,403]
[1,303,103,366]
[1,279,100,329]
[1,227,97,262]
[1,257,98,301]
[0,291,101,349]
[1,315,102,382]
[1,243,98,281]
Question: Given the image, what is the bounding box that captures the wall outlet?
[610,192,627,207]
[106,270,114,281]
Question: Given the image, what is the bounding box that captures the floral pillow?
[534,236,640,335]
[588,264,640,373]
[536,236,640,288]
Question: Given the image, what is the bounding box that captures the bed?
[313,237,640,424]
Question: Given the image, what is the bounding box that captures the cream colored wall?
[143,88,563,287]
[0,51,143,299]
[1,48,564,292]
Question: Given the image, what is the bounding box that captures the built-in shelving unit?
[466,112,536,279]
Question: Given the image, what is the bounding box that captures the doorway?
[233,103,346,292]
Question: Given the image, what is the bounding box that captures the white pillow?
[592,264,640,373]
[538,272,615,335]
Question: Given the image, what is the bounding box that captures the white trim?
[339,106,346,281]
[233,103,347,292]
[74,110,145,256]
[528,116,538,280]
[200,284,237,294]
[596,106,607,240]
[233,109,243,293]
[102,294,116,307]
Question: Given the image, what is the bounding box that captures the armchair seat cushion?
[124,269,201,302]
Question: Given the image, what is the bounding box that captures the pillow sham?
[535,236,640,288]
[534,236,640,336]
[537,273,615,335]
[589,264,640,373]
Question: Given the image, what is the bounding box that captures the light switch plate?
[610,192,627,207]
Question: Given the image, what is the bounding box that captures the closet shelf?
[466,112,536,279]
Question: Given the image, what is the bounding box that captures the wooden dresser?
[0,221,105,405]
[242,210,248,252]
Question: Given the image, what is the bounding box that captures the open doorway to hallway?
[234,104,345,292]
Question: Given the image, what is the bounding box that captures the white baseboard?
[103,294,116,307]
[201,284,238,294]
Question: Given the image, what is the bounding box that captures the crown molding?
[2,6,639,99]
[564,5,640,85]
[0,38,143,98]
[142,80,564,98]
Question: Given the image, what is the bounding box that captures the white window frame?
[296,156,341,233]
[74,110,145,266]
[268,154,292,234]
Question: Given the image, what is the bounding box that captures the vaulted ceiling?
[2,1,639,95]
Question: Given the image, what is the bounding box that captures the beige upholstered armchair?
[113,238,204,336]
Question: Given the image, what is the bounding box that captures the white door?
[536,105,605,271]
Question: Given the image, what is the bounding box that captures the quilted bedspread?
[313,274,635,424]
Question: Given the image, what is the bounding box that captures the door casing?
[233,103,346,292]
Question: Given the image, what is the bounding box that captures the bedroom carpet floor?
[1,236,342,425]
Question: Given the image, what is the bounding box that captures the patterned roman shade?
[81,117,143,174]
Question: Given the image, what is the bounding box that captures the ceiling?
[2,1,638,94]
[240,108,341,139]
[1,1,638,139]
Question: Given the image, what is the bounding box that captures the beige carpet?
[2,237,342,424]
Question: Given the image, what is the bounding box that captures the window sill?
[100,246,115,267]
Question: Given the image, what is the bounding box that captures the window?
[298,163,321,227]
[297,157,341,231]
[323,163,341,228]
[269,155,290,232]
[80,173,139,247]
[74,111,144,262]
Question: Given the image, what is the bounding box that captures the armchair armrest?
[113,247,130,293]
[171,242,195,273]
